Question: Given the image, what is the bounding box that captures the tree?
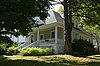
[78,21,100,38]
[56,0,100,54]
[83,24,100,51]
[0,0,50,43]
[74,0,100,26]
[57,0,100,27]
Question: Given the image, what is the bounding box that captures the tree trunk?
[68,0,72,53]
[64,0,72,54]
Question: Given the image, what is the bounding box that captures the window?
[40,34,44,40]
[51,31,55,38]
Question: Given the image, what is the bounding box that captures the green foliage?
[0,45,6,55]
[6,46,19,55]
[0,43,9,55]
[0,0,50,43]
[11,42,18,47]
[20,47,54,56]
[57,0,100,27]
[72,39,95,56]
[0,36,13,43]
[73,0,100,27]
[83,25,100,38]
[0,42,19,55]
[42,48,53,55]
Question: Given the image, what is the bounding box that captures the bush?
[72,39,95,56]
[0,43,8,55]
[42,48,53,55]
[0,42,19,55]
[0,46,6,55]
[20,47,54,56]
[6,46,19,55]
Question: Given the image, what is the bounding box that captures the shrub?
[72,39,95,56]
[6,46,19,55]
[20,47,53,56]
[0,43,8,55]
[42,48,53,55]
[0,46,6,55]
[0,42,19,55]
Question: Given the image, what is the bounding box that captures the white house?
[18,11,94,54]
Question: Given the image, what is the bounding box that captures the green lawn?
[0,55,100,66]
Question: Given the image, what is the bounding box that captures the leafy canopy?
[57,0,100,38]
[57,0,100,27]
[73,0,100,38]
[0,0,50,43]
[74,0,100,26]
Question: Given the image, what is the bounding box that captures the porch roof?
[32,22,63,32]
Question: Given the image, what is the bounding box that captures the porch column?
[55,26,58,43]
[37,28,39,44]
[54,26,58,54]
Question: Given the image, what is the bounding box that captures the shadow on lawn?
[0,57,100,66]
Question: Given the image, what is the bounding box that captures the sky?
[53,4,63,11]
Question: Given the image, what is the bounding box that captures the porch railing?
[37,38,64,45]
[15,38,64,50]
[14,38,64,54]
[22,39,55,49]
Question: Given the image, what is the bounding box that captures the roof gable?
[45,10,63,24]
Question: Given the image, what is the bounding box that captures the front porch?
[25,22,64,54]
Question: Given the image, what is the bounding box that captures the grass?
[0,55,100,66]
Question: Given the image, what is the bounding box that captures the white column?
[55,26,58,44]
[54,26,58,54]
[37,28,39,44]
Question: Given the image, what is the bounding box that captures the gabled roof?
[33,11,63,26]
[45,10,63,24]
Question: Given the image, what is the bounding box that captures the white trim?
[55,26,58,43]
[37,28,40,41]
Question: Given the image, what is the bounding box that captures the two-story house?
[18,11,94,54]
